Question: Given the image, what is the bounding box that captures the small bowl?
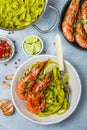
[0,36,15,63]
[22,35,43,56]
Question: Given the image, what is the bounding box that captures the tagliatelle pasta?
[16,59,69,116]
[37,67,69,117]
[0,0,45,29]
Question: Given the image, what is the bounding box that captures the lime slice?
[43,61,58,74]
[25,36,38,44]
[23,36,42,55]
[34,41,42,54]
[24,43,34,55]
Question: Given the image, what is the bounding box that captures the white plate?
[11,55,81,125]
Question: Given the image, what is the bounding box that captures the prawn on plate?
[16,60,48,100]
[62,0,80,42]
[26,72,52,114]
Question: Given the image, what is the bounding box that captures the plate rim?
[11,54,81,125]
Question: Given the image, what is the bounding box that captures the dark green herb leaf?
[22,88,28,96]
[24,81,29,87]
[38,76,43,80]
[43,90,47,95]
[33,92,36,97]
[84,31,87,36]
[39,89,43,92]
[72,32,78,37]
[52,91,55,96]
[76,19,83,25]
[72,24,77,28]
[42,97,45,100]
[42,107,49,112]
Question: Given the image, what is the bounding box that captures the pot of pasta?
[0,0,59,33]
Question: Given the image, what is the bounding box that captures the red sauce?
[0,40,12,60]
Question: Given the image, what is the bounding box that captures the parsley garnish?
[33,92,36,97]
[72,32,78,37]
[22,88,28,96]
[83,31,87,36]
[43,90,47,95]
[52,91,55,96]
[72,24,77,28]
[42,97,45,100]
[24,81,29,87]
[76,19,83,25]
[42,107,48,112]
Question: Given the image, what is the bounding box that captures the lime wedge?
[23,35,42,55]
[25,36,38,44]
[34,41,42,54]
[24,43,34,55]
[43,61,58,74]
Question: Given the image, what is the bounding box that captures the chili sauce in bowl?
[0,36,15,63]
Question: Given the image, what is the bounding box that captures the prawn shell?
[26,96,46,114]
[16,60,49,100]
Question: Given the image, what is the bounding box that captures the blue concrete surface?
[0,0,87,130]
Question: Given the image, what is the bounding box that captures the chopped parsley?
[52,91,55,96]
[72,32,78,37]
[76,19,83,25]
[72,19,83,29]
[22,88,28,96]
[83,31,87,36]
[72,24,77,28]
[42,107,49,112]
[24,81,29,87]
[42,97,45,100]
[33,92,36,97]
[43,90,47,95]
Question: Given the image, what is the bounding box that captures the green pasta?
[0,0,45,29]
[37,65,69,117]
[18,59,69,117]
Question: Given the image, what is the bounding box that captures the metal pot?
[0,0,59,34]
[32,0,60,33]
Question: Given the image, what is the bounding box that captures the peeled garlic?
[2,81,11,88]
[0,99,14,116]
[5,74,14,80]
[0,99,9,109]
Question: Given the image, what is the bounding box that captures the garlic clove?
[5,74,14,80]
[1,102,13,112]
[0,99,9,109]
[2,81,11,88]
[3,105,14,116]
[0,99,14,116]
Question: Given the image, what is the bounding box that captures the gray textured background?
[0,0,87,130]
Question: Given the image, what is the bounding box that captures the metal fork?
[55,34,69,101]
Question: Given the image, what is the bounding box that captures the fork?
[55,34,70,101]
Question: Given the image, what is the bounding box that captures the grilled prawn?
[16,60,48,100]
[26,73,52,114]
[75,10,87,48]
[81,0,87,32]
[62,0,80,42]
